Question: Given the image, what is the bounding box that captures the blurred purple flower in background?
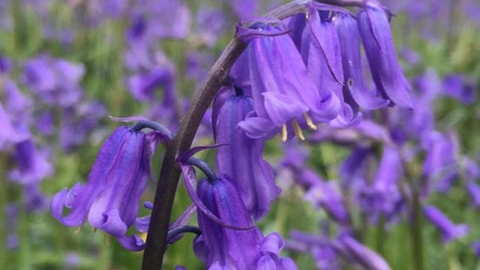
[280,143,350,226]
[289,230,341,270]
[221,0,258,18]
[442,74,476,104]
[19,54,107,152]
[4,80,32,122]
[9,135,53,185]
[23,56,84,107]
[63,252,82,270]
[361,146,403,221]
[422,132,458,193]
[6,204,19,249]
[25,183,49,212]
[195,8,227,47]
[0,54,11,72]
[337,234,391,270]
[466,180,480,208]
[126,0,190,47]
[423,205,469,243]
[305,180,350,226]
[60,101,107,152]
[0,103,24,149]
[128,66,175,102]
[51,126,161,250]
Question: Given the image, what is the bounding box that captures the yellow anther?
[292,119,305,141]
[140,233,147,242]
[281,124,288,142]
[74,226,83,234]
[303,112,317,130]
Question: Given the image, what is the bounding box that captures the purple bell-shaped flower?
[357,0,414,109]
[51,125,164,251]
[234,18,340,141]
[213,85,280,221]
[332,11,389,111]
[301,8,361,127]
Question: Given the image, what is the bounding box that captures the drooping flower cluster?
[231,1,413,142]
[178,150,297,269]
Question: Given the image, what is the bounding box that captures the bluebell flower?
[224,0,258,18]
[422,131,458,193]
[63,253,81,269]
[4,80,32,123]
[6,204,19,249]
[127,66,175,102]
[59,101,107,152]
[442,74,476,104]
[289,230,340,270]
[398,70,440,141]
[337,234,391,270]
[466,180,480,208]
[24,183,48,212]
[301,8,361,126]
[126,63,180,131]
[51,126,162,251]
[23,56,84,107]
[213,85,280,220]
[234,18,340,141]
[332,11,389,111]
[461,158,480,202]
[9,135,53,185]
[423,205,469,243]
[0,103,24,149]
[178,152,297,269]
[357,0,414,108]
[191,175,297,269]
[280,144,350,225]
[305,180,350,225]
[287,13,306,50]
[361,146,403,221]
[125,0,190,49]
[195,8,227,47]
[338,146,372,203]
[471,241,480,257]
[100,0,128,19]
[0,54,11,73]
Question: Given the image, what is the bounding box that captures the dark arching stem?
[185,157,218,183]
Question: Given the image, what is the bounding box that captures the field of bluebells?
[1,0,480,269]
